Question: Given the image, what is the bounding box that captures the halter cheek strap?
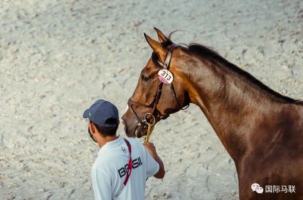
[158,43,179,69]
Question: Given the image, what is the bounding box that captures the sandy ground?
[0,0,303,199]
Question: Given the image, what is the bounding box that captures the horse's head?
[121,28,190,138]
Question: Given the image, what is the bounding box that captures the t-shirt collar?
[97,135,124,156]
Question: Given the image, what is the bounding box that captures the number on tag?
[158,69,173,84]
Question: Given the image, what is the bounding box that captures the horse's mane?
[152,33,303,105]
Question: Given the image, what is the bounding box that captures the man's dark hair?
[91,118,118,136]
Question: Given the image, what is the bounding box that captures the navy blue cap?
[83,100,119,127]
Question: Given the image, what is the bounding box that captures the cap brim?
[83,109,90,118]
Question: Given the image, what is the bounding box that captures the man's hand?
[143,142,158,160]
[143,142,165,179]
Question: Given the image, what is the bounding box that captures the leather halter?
[127,44,189,127]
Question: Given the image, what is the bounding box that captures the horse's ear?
[154,27,169,43]
[144,33,167,62]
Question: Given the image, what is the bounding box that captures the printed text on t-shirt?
[118,157,143,178]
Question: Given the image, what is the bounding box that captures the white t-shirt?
[91,135,160,200]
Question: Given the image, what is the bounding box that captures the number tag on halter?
[158,69,173,84]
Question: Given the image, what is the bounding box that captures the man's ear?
[89,121,96,133]
[144,33,167,63]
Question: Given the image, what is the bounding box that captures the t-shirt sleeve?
[143,146,160,178]
[91,167,112,200]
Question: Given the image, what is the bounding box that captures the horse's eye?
[141,74,150,82]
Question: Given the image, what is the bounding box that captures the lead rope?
[144,123,154,182]
[144,124,154,144]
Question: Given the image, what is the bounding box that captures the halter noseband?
[127,44,189,128]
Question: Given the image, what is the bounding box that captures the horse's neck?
[185,58,280,162]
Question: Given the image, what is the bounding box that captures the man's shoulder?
[124,137,143,147]
[93,153,112,167]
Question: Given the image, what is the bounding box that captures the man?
[83,99,165,200]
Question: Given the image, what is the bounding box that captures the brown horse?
[121,28,303,200]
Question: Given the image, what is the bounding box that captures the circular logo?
[251,183,260,191]
[251,183,263,194]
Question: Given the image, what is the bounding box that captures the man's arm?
[143,142,165,179]
[91,167,112,200]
